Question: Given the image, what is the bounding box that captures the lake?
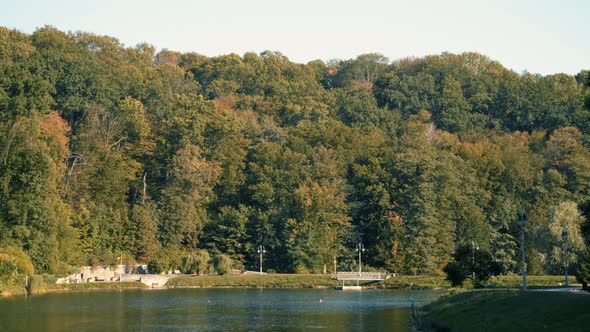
[0,288,443,331]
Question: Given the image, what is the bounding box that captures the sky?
[1,0,588,75]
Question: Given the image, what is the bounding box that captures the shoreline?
[0,285,448,301]
[1,274,578,299]
[1,281,446,299]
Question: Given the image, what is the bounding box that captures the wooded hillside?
[1,26,589,279]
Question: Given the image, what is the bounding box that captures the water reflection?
[0,288,443,331]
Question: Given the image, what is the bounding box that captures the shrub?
[27,275,47,293]
[182,249,211,275]
[0,246,34,275]
[147,257,167,274]
[0,246,35,292]
[294,265,310,274]
[0,259,19,291]
[148,247,186,274]
[213,254,232,275]
[444,243,501,288]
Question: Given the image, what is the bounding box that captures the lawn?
[36,281,146,293]
[419,290,590,331]
[166,274,336,288]
[166,274,576,290]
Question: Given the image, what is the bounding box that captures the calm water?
[0,288,443,331]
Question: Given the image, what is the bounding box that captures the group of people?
[72,273,85,283]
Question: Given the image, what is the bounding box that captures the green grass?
[168,274,452,289]
[34,281,146,293]
[420,290,590,331]
[385,274,577,290]
[3,273,576,298]
[380,275,451,289]
[2,281,147,297]
[166,274,337,288]
[489,275,578,289]
[166,274,577,290]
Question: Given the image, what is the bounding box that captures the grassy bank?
[2,274,578,297]
[489,275,577,289]
[383,274,577,290]
[36,281,146,294]
[418,290,590,331]
[166,274,576,290]
[167,274,452,289]
[380,275,451,289]
[1,281,146,297]
[167,274,336,288]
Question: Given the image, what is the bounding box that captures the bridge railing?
[331,271,390,280]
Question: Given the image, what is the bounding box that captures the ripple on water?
[0,288,443,331]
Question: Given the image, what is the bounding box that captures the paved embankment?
[56,266,173,287]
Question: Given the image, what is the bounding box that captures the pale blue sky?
[2,0,588,75]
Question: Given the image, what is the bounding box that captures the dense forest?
[1,26,589,281]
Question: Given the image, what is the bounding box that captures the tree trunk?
[142,172,148,204]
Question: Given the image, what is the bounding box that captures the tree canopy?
[0,26,589,280]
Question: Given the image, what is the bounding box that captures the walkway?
[332,272,390,281]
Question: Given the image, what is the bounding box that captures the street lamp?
[519,207,527,291]
[334,255,337,274]
[257,245,265,274]
[471,241,478,283]
[562,227,568,287]
[355,242,365,286]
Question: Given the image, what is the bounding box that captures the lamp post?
[334,255,337,274]
[356,242,365,287]
[519,207,527,291]
[562,227,568,287]
[471,241,478,283]
[257,245,265,274]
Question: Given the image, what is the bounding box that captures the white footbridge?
[332,272,391,290]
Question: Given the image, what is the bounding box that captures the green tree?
[546,127,590,198]
[289,179,351,273]
[213,254,233,275]
[182,249,211,275]
[444,243,501,288]
[129,203,160,262]
[576,247,590,291]
[536,201,586,273]
[159,144,221,248]
[327,53,389,88]
[205,205,251,269]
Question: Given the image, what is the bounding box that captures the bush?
[182,249,211,275]
[165,247,184,273]
[0,259,19,291]
[0,246,35,292]
[147,247,186,274]
[27,275,47,293]
[0,246,34,275]
[147,258,167,274]
[444,243,501,288]
[294,265,310,274]
[213,254,232,275]
[41,274,58,284]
